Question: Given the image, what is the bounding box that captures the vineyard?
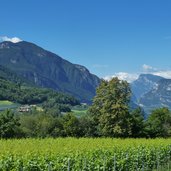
[0,138,170,171]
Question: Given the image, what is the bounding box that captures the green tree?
[19,111,58,138]
[0,110,20,138]
[62,113,80,137]
[130,107,145,137]
[145,107,171,137]
[89,78,132,137]
[50,117,64,137]
[79,116,96,137]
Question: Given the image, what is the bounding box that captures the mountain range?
[131,74,171,113]
[0,41,100,103]
[0,40,171,113]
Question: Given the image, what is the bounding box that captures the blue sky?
[0,0,171,81]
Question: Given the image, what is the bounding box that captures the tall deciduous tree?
[145,107,171,137]
[89,78,132,137]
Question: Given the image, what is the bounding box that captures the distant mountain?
[131,74,171,114]
[0,41,101,103]
[131,74,163,100]
[139,79,171,110]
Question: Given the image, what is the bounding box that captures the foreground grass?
[0,138,171,170]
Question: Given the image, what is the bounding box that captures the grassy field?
[71,105,88,117]
[0,138,171,170]
[71,109,87,117]
[0,100,19,111]
[0,100,13,105]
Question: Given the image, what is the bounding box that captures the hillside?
[0,65,32,85]
[0,41,101,103]
[0,69,80,112]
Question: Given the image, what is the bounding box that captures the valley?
[1,0,171,170]
[0,40,171,171]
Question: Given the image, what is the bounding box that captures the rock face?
[0,65,30,85]
[131,74,163,100]
[131,74,171,113]
[139,79,171,109]
[0,41,101,103]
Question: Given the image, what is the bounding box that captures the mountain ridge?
[0,41,101,103]
[131,74,171,113]
[131,74,163,100]
[140,78,171,108]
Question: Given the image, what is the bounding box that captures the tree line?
[0,77,171,138]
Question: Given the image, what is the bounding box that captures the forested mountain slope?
[0,41,101,103]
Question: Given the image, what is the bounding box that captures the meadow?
[0,100,19,111]
[71,105,88,117]
[0,138,171,170]
[71,109,87,117]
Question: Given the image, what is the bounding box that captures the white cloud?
[142,64,154,71]
[104,65,171,83]
[151,70,171,79]
[0,36,22,43]
[142,64,171,79]
[104,72,139,83]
